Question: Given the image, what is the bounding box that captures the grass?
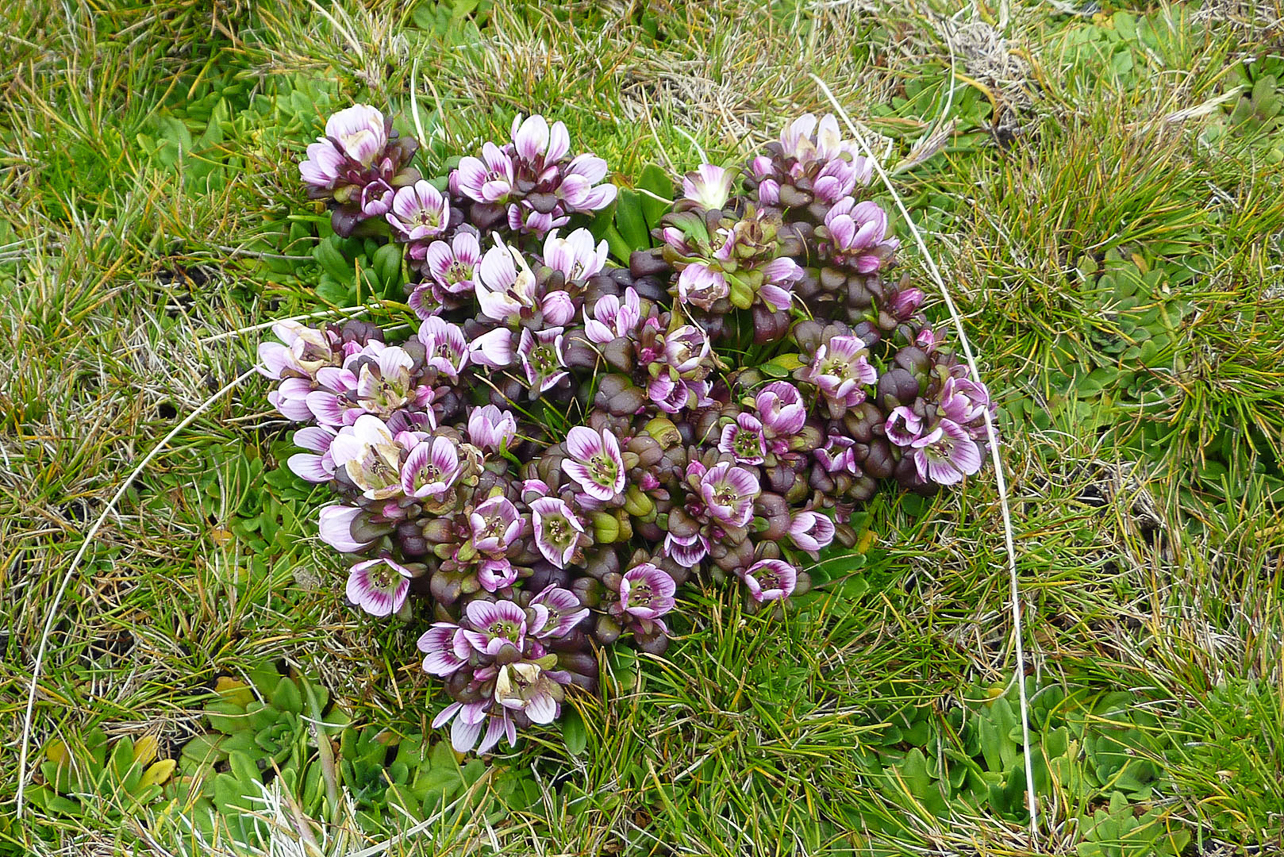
[2,0,1283,853]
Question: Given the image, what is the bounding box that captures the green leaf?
[638,164,674,230]
[315,237,353,284]
[614,189,650,251]
[245,701,278,732]
[373,241,404,297]
[228,751,261,787]
[603,224,633,266]
[206,701,248,734]
[27,785,83,816]
[270,677,303,714]
[898,748,934,800]
[561,708,588,755]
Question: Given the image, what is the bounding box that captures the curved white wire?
[810,75,1039,842]
[15,366,260,821]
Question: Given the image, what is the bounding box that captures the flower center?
[370,566,394,589]
[366,374,409,412]
[713,484,739,506]
[733,431,760,458]
[365,451,399,486]
[531,344,558,375]
[820,356,851,379]
[448,261,472,282]
[589,454,618,486]
[546,515,571,546]
[630,582,652,606]
[414,209,440,229]
[930,433,956,459]
[490,620,520,641]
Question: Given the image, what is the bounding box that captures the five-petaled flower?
[741,559,798,603]
[347,557,413,617]
[531,497,587,568]
[699,462,761,529]
[561,426,627,502]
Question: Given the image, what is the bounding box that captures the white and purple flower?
[561,426,627,502]
[530,497,587,568]
[543,228,608,281]
[476,240,539,323]
[470,496,523,554]
[300,105,387,184]
[512,114,570,166]
[416,317,470,381]
[432,700,511,755]
[584,288,641,344]
[329,415,406,500]
[740,558,798,603]
[517,327,568,394]
[719,414,767,466]
[453,142,515,204]
[478,559,518,592]
[676,263,729,310]
[400,434,462,499]
[386,180,450,241]
[418,623,470,677]
[682,164,735,210]
[307,343,431,426]
[462,599,529,656]
[561,152,616,211]
[938,376,992,433]
[663,325,711,376]
[885,407,925,447]
[755,381,807,441]
[287,426,338,483]
[318,505,373,554]
[468,328,516,370]
[788,510,835,554]
[699,462,761,529]
[258,321,341,380]
[664,531,708,567]
[346,556,413,617]
[824,197,899,274]
[616,563,676,623]
[647,373,693,415]
[910,419,982,486]
[530,586,589,638]
[494,660,565,725]
[805,335,878,416]
[756,258,802,312]
[423,231,483,295]
[815,434,859,474]
[467,404,518,453]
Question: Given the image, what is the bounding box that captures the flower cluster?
[268,108,995,754]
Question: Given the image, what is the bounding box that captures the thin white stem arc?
[15,367,260,821]
[810,75,1039,843]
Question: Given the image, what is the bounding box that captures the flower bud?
[591,511,621,544]
[630,248,670,278]
[626,434,663,466]
[594,614,622,644]
[877,367,921,408]
[644,416,682,448]
[623,485,656,518]
[583,547,621,580]
[862,438,895,480]
[602,338,634,372]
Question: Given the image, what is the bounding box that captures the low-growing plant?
[30,730,175,819]
[850,683,1188,854]
[259,105,1001,757]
